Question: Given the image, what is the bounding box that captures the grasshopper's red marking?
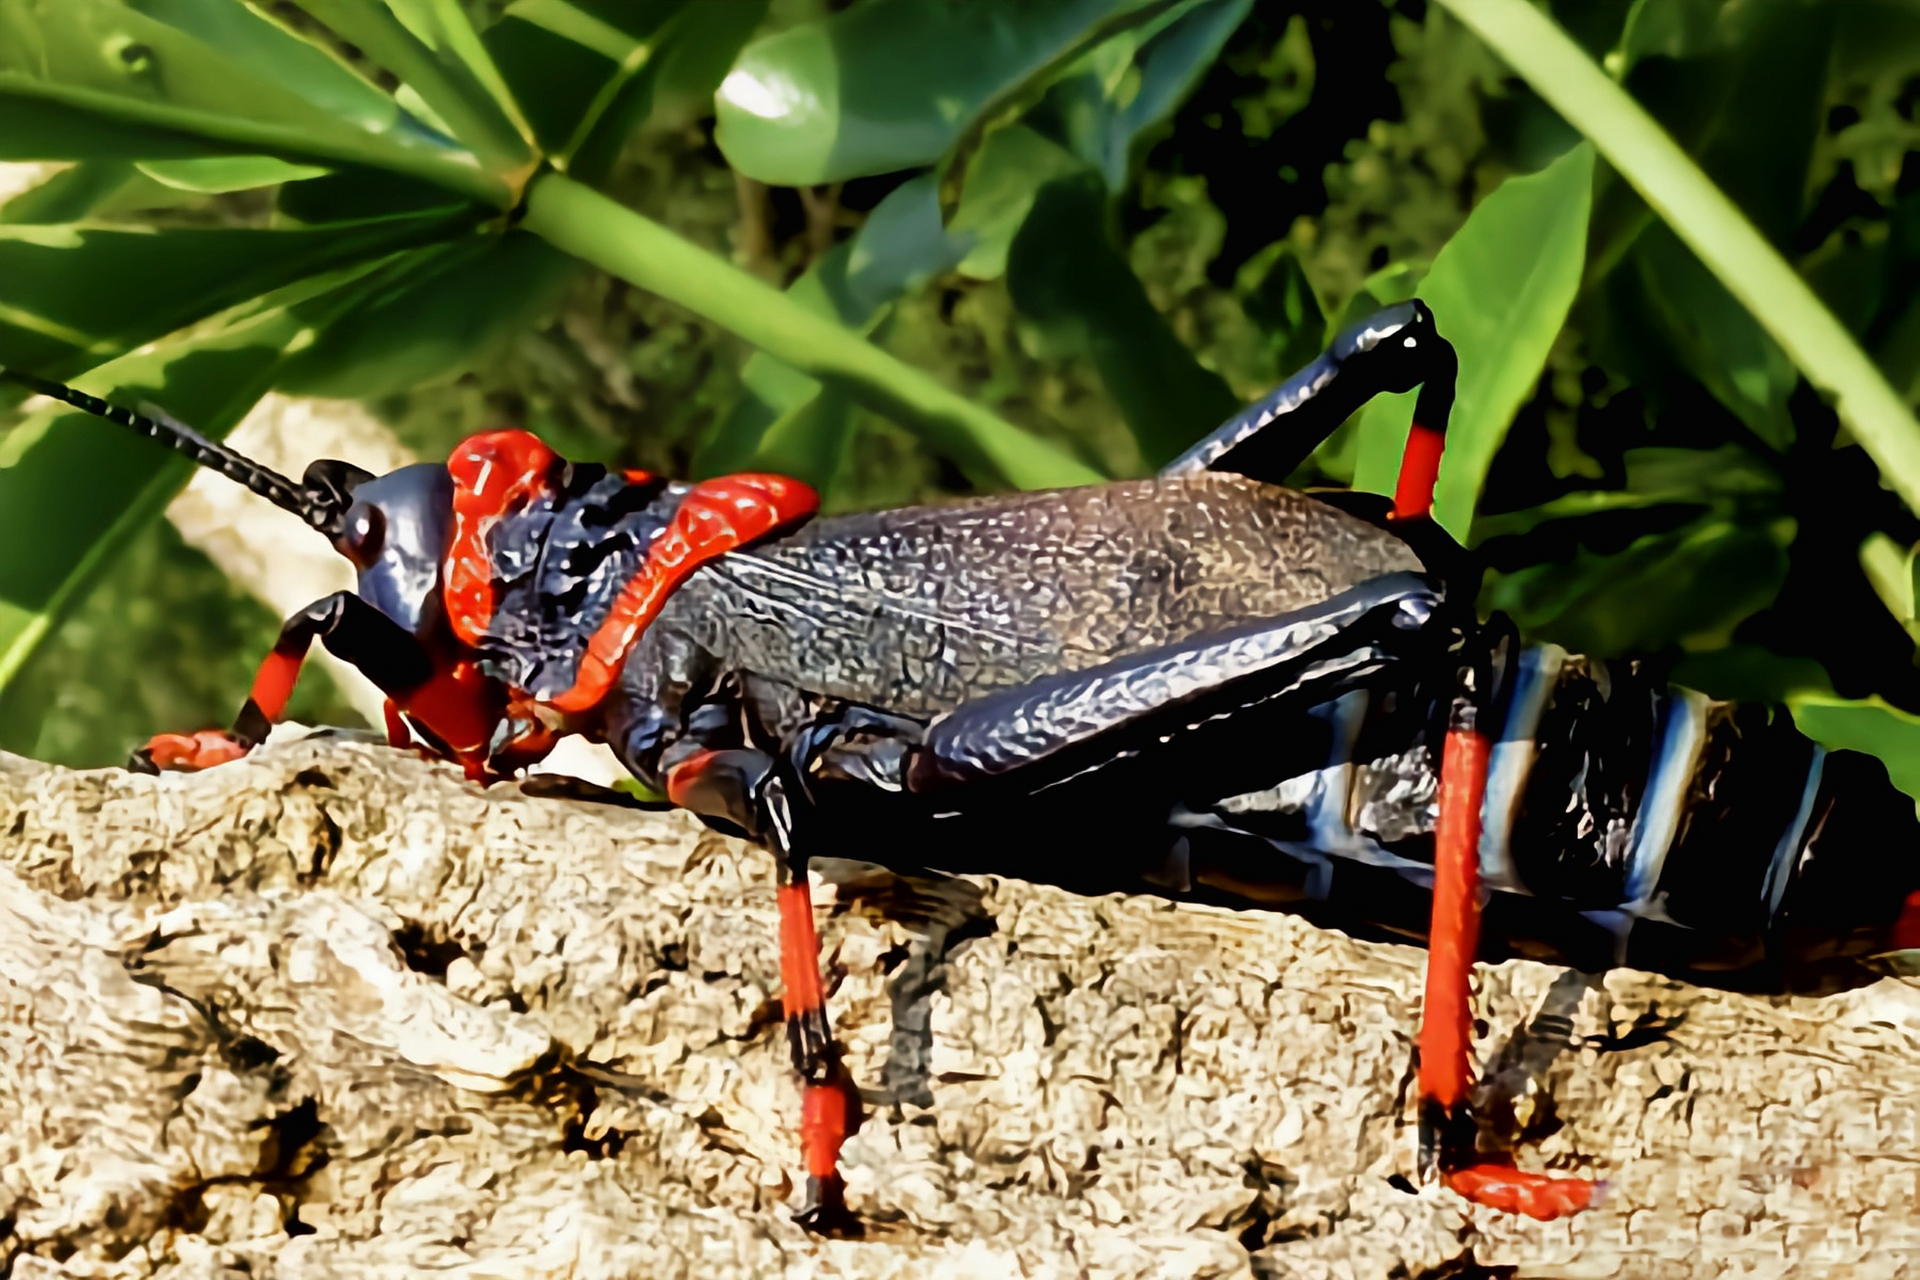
[382,698,411,749]
[445,430,557,647]
[778,880,826,1018]
[1423,721,1599,1217]
[780,876,852,1182]
[1420,722,1488,1111]
[140,729,249,771]
[1893,889,1920,951]
[802,1082,852,1178]
[249,650,304,722]
[1443,1164,1602,1221]
[546,474,819,714]
[664,748,721,809]
[395,657,501,779]
[1392,422,1445,521]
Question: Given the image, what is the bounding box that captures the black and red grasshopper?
[8,301,1920,1226]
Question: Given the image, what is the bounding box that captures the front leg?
[136,592,434,772]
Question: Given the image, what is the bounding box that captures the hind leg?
[1416,688,1601,1220]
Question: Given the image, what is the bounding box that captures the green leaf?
[1235,242,1328,392]
[1481,514,1792,656]
[285,0,533,175]
[1471,444,1780,543]
[948,124,1083,281]
[137,155,331,192]
[0,299,325,693]
[1008,170,1237,469]
[1043,0,1253,189]
[1614,0,1723,67]
[1591,224,1798,451]
[487,0,766,183]
[695,173,973,489]
[1787,694,1920,807]
[1352,142,1594,536]
[1860,532,1920,646]
[568,0,767,184]
[714,0,1178,186]
[521,172,1100,491]
[0,206,474,375]
[486,0,657,156]
[274,230,576,397]
[1434,0,1920,523]
[936,0,1241,219]
[0,0,503,204]
[0,159,188,223]
[127,0,406,137]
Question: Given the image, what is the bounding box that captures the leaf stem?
[1432,0,1920,513]
[520,172,1102,490]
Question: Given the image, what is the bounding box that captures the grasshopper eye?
[337,503,386,567]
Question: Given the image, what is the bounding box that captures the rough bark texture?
[3,740,1918,1279]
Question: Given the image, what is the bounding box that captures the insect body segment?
[442,428,818,719]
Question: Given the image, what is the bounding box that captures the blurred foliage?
[1,519,358,764]
[4,0,1920,794]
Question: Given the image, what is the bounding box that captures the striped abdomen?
[1179,646,1920,991]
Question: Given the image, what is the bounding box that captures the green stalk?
[1432,0,1920,513]
[521,172,1103,491]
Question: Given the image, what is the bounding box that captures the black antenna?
[0,367,348,537]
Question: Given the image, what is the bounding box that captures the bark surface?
[2,740,1917,1279]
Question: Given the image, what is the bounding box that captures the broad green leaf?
[0,206,473,376]
[486,0,652,155]
[1435,0,1920,528]
[1352,143,1594,536]
[1007,170,1237,469]
[0,0,502,203]
[1787,694,1920,807]
[1832,1,1920,83]
[285,0,533,175]
[1481,514,1792,657]
[1616,226,1797,450]
[948,125,1083,281]
[276,166,469,224]
[127,0,406,137]
[137,155,331,192]
[275,230,576,397]
[1669,643,1833,707]
[1681,0,1835,253]
[1044,0,1253,189]
[0,159,197,223]
[1614,0,1725,70]
[738,386,858,494]
[937,0,1235,217]
[0,299,332,691]
[566,0,767,183]
[487,0,765,182]
[714,0,1176,186]
[519,173,1100,491]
